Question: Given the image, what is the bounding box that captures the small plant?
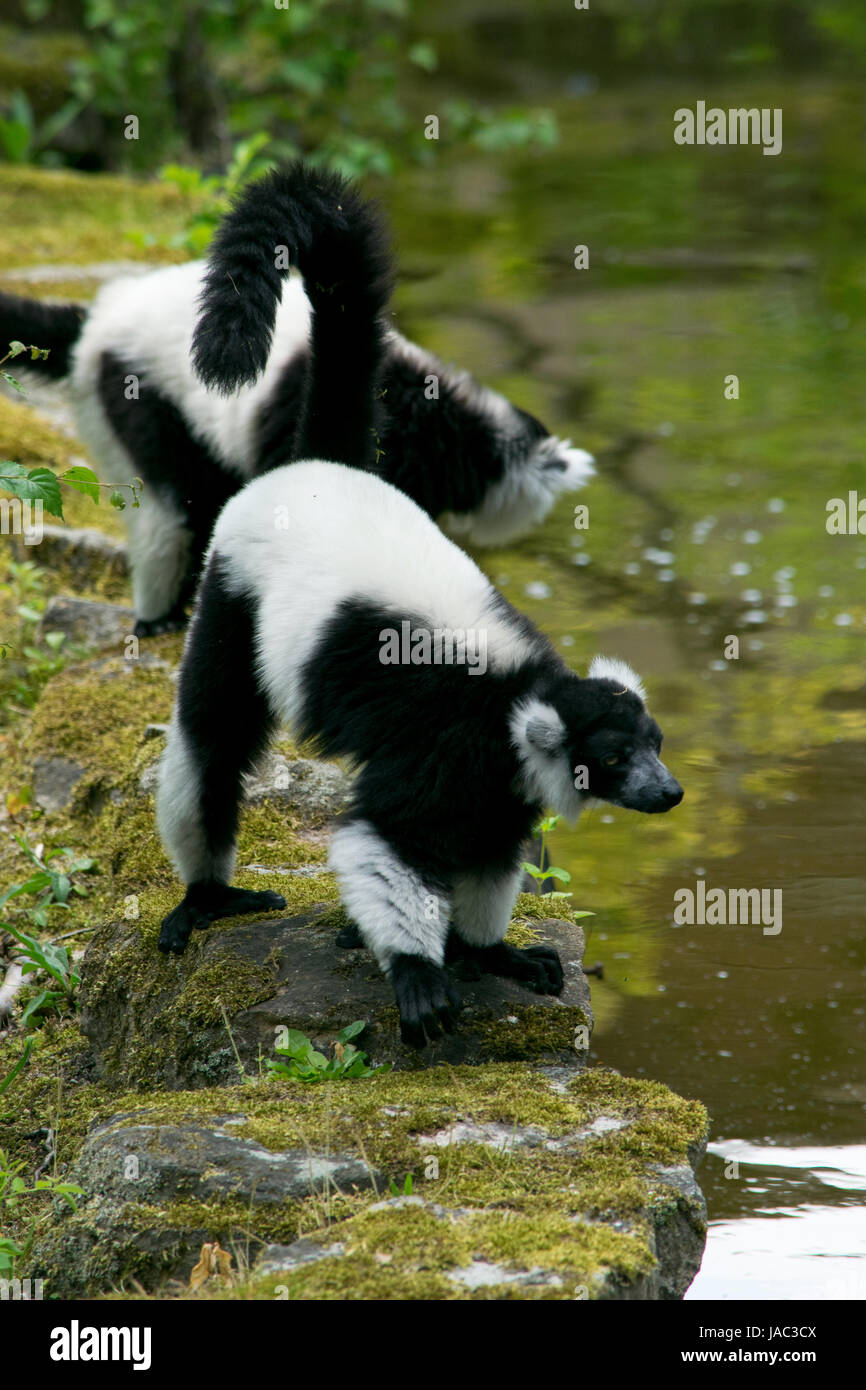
[0,839,95,1026]
[2,342,142,517]
[522,815,573,899]
[388,1173,414,1197]
[0,1038,32,1096]
[1,837,97,928]
[522,816,595,923]
[0,90,80,167]
[0,560,77,712]
[1,340,50,394]
[0,924,81,1028]
[267,1021,390,1083]
[0,1148,83,1278]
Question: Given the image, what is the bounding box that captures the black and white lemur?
[0,163,593,636]
[154,168,683,1048]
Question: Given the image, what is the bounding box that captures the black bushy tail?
[0,292,85,378]
[191,161,393,470]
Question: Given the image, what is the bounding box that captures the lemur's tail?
[0,292,85,379]
[192,161,393,470]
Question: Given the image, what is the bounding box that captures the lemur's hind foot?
[134,599,191,639]
[391,954,460,1049]
[158,882,287,955]
[447,935,564,995]
[134,612,189,639]
[335,918,365,950]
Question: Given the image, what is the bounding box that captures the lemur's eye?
[603,755,620,767]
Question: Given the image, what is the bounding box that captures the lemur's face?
[511,656,683,819]
[571,689,682,814]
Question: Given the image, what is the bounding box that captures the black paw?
[509,943,564,995]
[207,886,287,920]
[158,898,210,954]
[158,884,287,955]
[134,610,189,639]
[336,919,365,950]
[391,954,460,1049]
[448,938,564,995]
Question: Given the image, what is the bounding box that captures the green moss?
[10,1028,706,1298]
[473,1003,589,1060]
[29,658,176,786]
[0,167,187,270]
[237,803,330,867]
[315,904,352,933]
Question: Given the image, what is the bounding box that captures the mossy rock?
[79,907,595,1088]
[28,1066,707,1299]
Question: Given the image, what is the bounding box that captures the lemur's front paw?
[509,943,564,995]
[451,939,564,995]
[391,955,460,1049]
[158,898,211,954]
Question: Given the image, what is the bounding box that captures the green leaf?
[21,988,62,1027]
[337,1020,366,1043]
[0,1038,32,1094]
[60,464,100,504]
[49,873,72,904]
[408,41,438,72]
[571,910,596,920]
[0,465,63,518]
[109,489,126,511]
[275,1027,314,1057]
[541,866,571,884]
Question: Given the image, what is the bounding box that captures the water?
[387,22,866,1295]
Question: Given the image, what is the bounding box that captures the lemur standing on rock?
[155,167,683,1048]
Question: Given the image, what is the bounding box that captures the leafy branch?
[1,343,142,516]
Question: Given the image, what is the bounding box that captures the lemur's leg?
[328,820,458,1047]
[126,495,195,637]
[157,557,285,954]
[95,350,234,637]
[447,864,563,995]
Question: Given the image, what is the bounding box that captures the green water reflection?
[384,52,866,1294]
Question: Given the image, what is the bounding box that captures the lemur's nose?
[663,780,684,808]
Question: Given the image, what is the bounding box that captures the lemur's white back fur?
[70,261,312,478]
[208,459,537,725]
